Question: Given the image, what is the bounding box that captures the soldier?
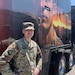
[0,22,42,75]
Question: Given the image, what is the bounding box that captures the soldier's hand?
[0,56,6,71]
[0,56,6,65]
[34,68,40,75]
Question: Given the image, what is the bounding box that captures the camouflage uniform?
[0,38,42,75]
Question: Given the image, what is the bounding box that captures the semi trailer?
[0,0,74,75]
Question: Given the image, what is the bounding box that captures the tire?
[54,54,66,75]
[65,51,74,71]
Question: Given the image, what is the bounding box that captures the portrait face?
[33,0,54,27]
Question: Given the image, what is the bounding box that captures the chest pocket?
[27,48,36,61]
[17,42,28,57]
[18,49,27,58]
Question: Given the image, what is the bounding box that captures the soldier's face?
[22,29,34,38]
[34,0,54,25]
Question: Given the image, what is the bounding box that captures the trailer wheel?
[54,54,66,75]
[65,51,74,71]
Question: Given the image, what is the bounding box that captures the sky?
[0,0,74,13]
[71,0,75,6]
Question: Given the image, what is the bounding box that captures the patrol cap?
[22,22,34,30]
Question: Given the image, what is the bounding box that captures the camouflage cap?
[22,22,34,30]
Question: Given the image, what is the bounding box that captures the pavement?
[65,57,75,75]
[65,65,75,75]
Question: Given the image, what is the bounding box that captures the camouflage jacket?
[0,38,42,75]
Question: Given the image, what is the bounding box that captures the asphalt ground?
[65,57,75,75]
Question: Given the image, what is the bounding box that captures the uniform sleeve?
[1,42,18,63]
[36,45,42,70]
